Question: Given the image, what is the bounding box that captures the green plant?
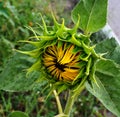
[0,0,120,117]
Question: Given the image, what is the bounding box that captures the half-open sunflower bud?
[43,42,81,82]
[18,14,100,91]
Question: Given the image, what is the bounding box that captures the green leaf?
[8,111,29,117]
[95,38,118,54]
[71,0,108,34]
[86,59,120,116]
[0,53,38,91]
[109,46,120,65]
[95,38,120,64]
[0,45,46,92]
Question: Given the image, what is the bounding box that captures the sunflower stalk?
[64,84,85,116]
[64,90,75,116]
[53,90,63,114]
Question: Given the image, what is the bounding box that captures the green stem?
[53,90,63,114]
[64,85,85,116]
[64,90,75,116]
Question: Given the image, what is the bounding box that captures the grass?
[0,90,113,117]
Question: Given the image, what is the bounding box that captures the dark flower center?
[55,62,66,72]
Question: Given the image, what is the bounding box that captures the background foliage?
[0,0,119,117]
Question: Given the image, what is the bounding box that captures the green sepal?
[52,12,61,30]
[85,57,92,76]
[72,75,87,98]
[67,15,80,34]
[89,60,99,87]
[56,18,65,36]
[72,67,85,85]
[30,35,56,41]
[18,39,57,49]
[79,53,91,61]
[78,61,87,68]
[81,41,95,55]
[39,39,57,50]
[76,33,90,45]
[25,26,40,40]
[18,40,42,47]
[40,13,48,35]
[91,47,103,59]
[16,48,41,58]
[69,34,81,47]
[27,60,41,76]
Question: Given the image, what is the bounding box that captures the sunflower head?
[18,14,100,91]
[43,42,81,82]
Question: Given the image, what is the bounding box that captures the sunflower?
[18,15,99,90]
